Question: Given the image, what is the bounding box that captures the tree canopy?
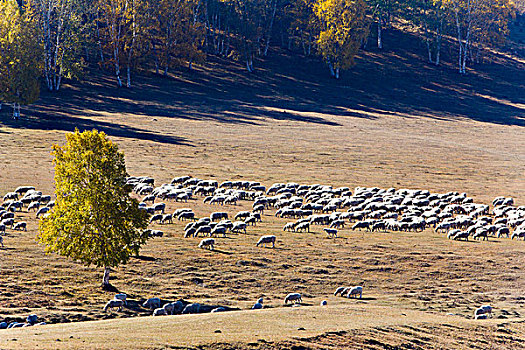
[38,129,150,287]
[0,0,520,101]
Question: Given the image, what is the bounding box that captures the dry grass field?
[0,29,524,349]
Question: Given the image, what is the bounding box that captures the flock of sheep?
[127,175,525,249]
[1,174,521,328]
[0,186,55,246]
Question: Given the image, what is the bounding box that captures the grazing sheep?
[104,299,125,312]
[150,214,163,224]
[330,220,345,229]
[36,207,50,217]
[3,192,18,201]
[13,221,27,231]
[143,297,161,310]
[324,228,338,238]
[253,204,265,213]
[195,225,212,237]
[497,227,510,238]
[153,308,167,316]
[178,211,195,221]
[256,235,276,248]
[211,226,227,237]
[184,228,196,238]
[161,214,173,224]
[148,229,164,237]
[295,222,310,232]
[284,293,302,304]
[347,286,363,299]
[352,221,370,231]
[235,211,251,220]
[283,222,296,232]
[153,203,166,213]
[27,202,40,212]
[231,221,247,234]
[245,216,257,226]
[210,212,228,221]
[1,218,14,227]
[199,238,215,250]
[334,287,346,296]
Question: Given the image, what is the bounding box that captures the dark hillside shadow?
[1,26,522,141]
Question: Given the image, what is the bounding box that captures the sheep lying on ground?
[104,299,125,312]
[153,308,167,316]
[284,293,302,304]
[199,238,215,250]
[474,305,493,319]
[252,298,264,310]
[256,235,276,248]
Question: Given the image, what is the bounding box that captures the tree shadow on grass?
[0,113,194,147]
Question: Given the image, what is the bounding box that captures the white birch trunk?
[102,267,111,286]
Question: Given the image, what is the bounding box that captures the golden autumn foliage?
[38,129,149,287]
[0,0,41,110]
[314,0,368,78]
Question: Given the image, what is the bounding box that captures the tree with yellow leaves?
[314,0,368,78]
[38,129,150,288]
[0,0,41,118]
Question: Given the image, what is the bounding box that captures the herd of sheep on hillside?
[0,175,523,328]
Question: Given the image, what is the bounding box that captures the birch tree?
[443,0,513,73]
[315,0,368,78]
[38,129,150,289]
[0,0,41,118]
[28,0,85,91]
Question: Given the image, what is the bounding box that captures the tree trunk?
[102,266,111,286]
[377,11,383,49]
[12,103,20,120]
[126,64,131,88]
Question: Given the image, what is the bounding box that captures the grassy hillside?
[0,26,524,349]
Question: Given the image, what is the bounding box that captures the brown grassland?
[0,29,524,349]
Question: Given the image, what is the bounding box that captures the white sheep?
[324,228,338,238]
[143,297,161,310]
[153,307,167,316]
[199,238,215,250]
[13,221,27,231]
[474,305,493,318]
[283,222,296,232]
[104,299,125,312]
[256,235,276,248]
[334,287,346,296]
[252,298,264,310]
[347,286,363,299]
[284,293,302,304]
[114,293,127,305]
